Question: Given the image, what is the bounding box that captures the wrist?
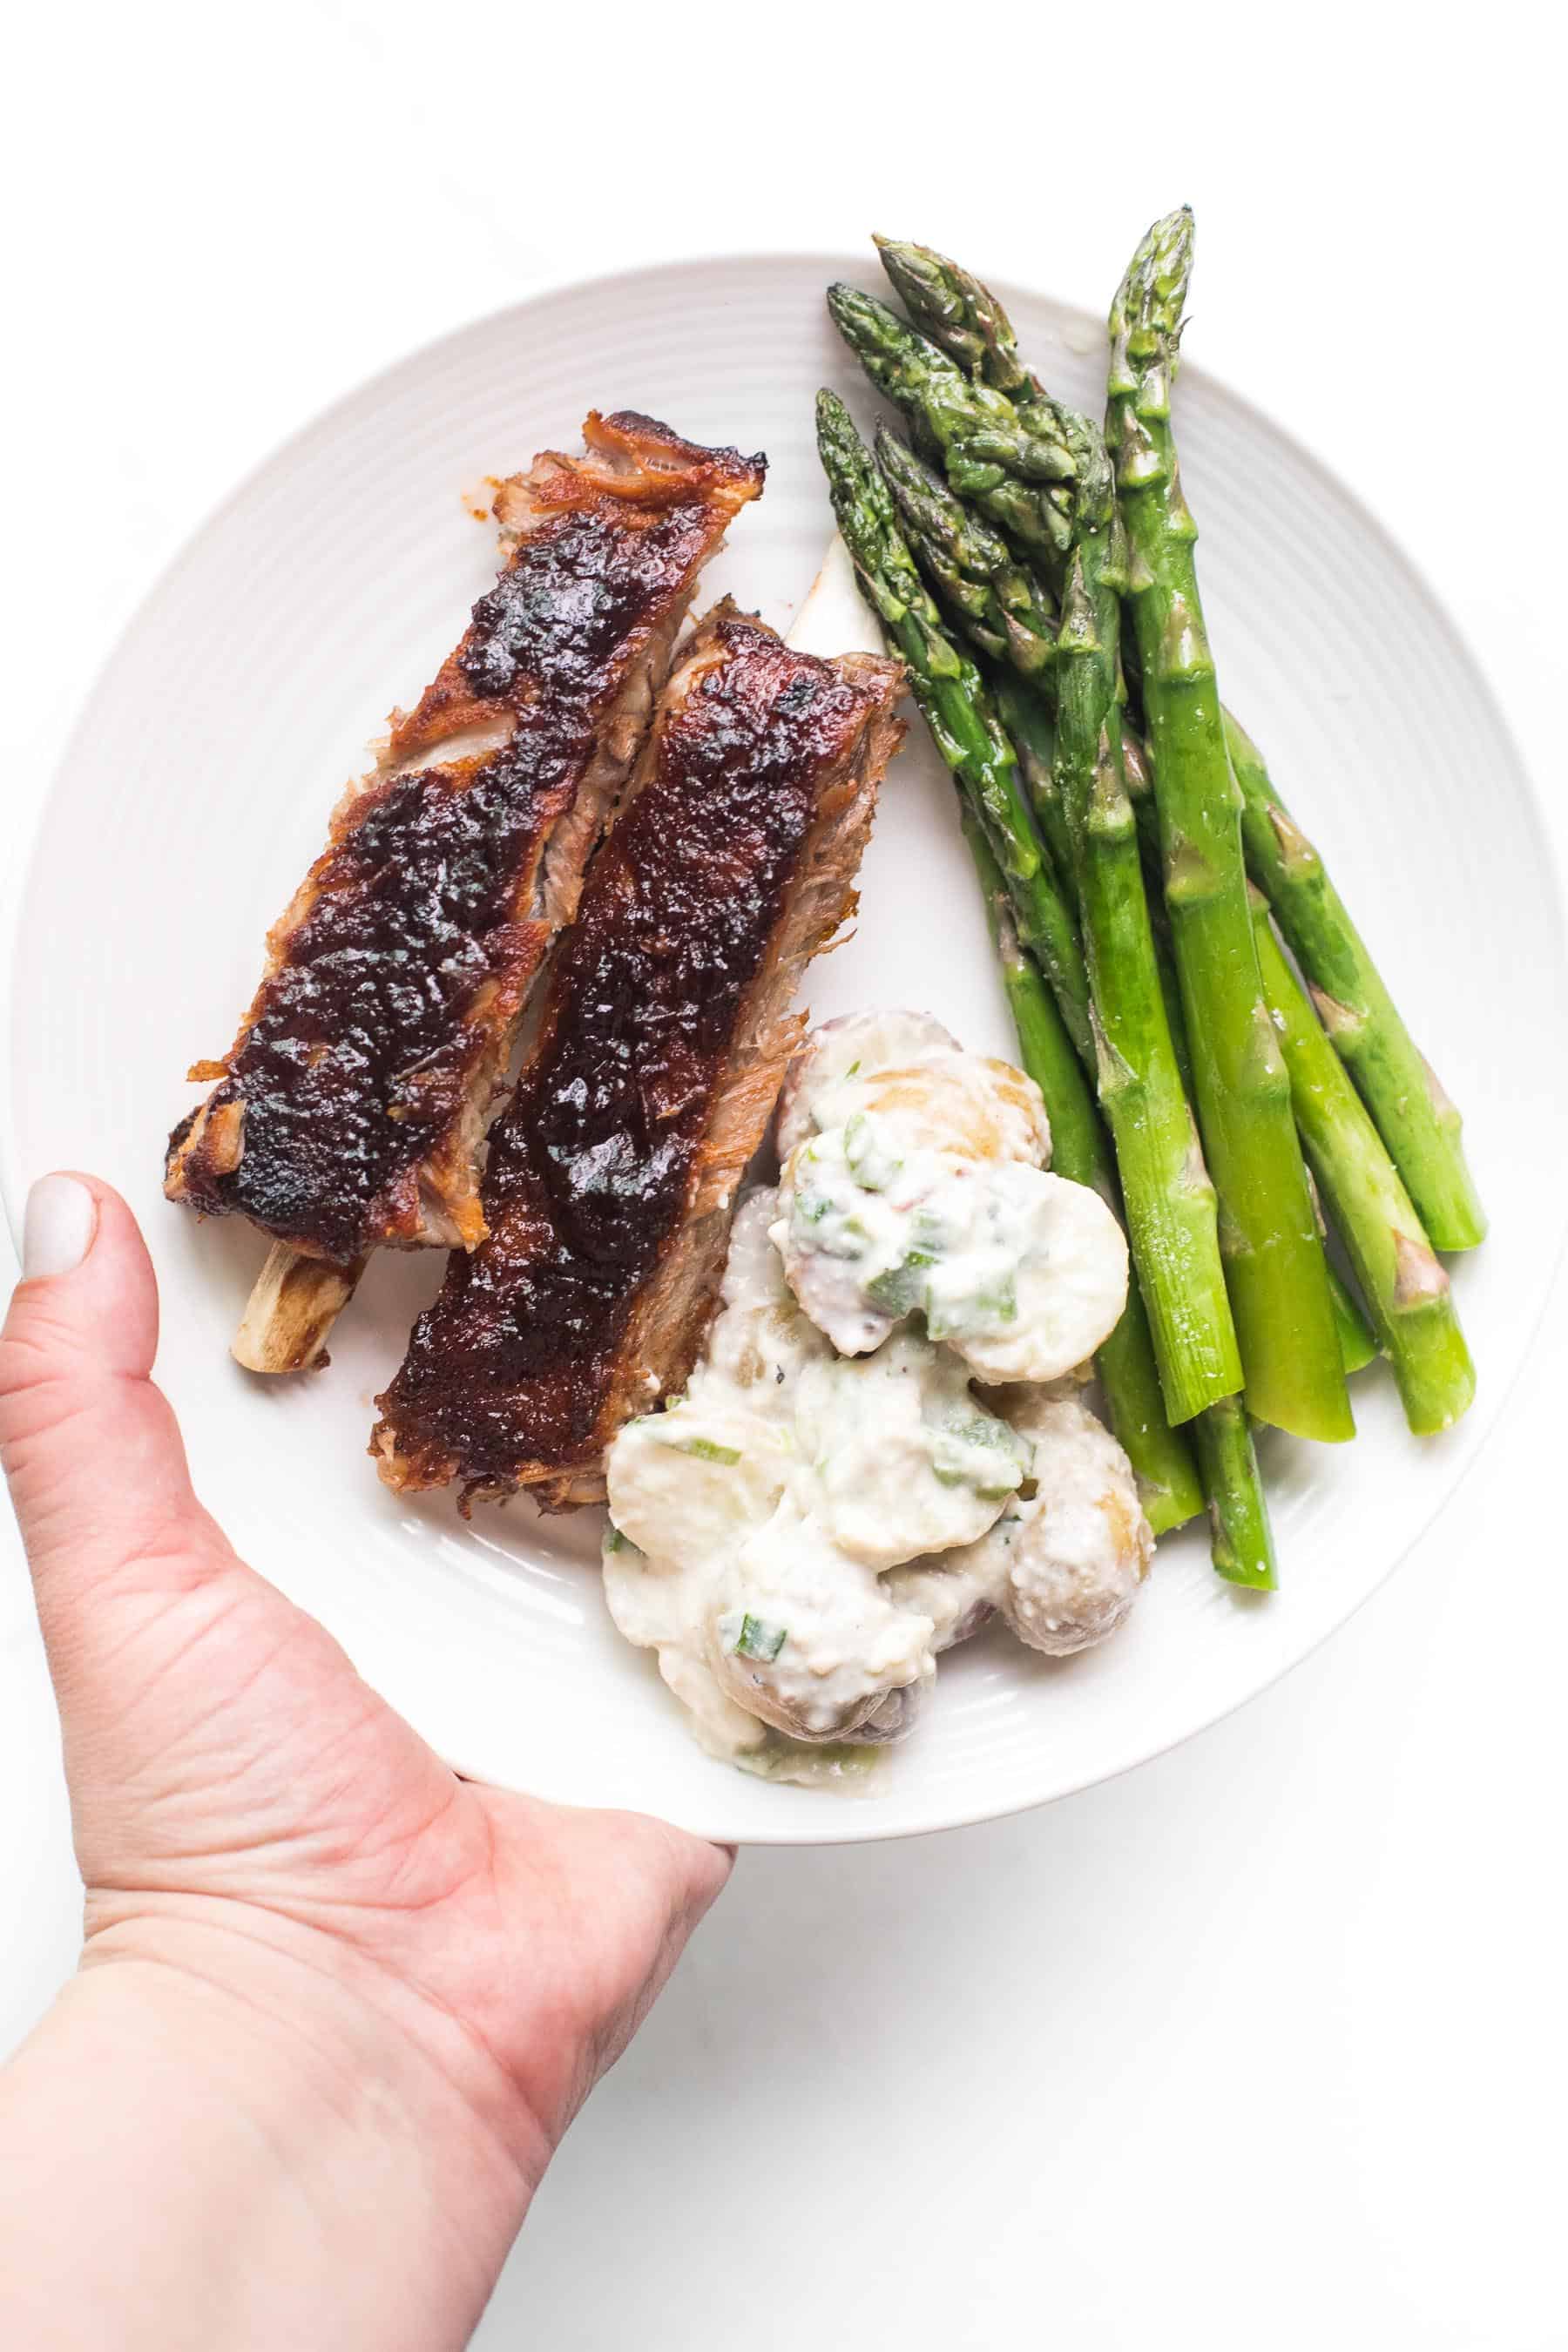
[82,1892,553,2197]
[0,1903,548,2351]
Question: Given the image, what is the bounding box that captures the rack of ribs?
[371,603,905,1510]
[164,412,765,1370]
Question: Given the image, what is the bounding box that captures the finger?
[0,1174,240,1642]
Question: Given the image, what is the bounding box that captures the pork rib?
[164,411,764,1363]
[371,606,905,1509]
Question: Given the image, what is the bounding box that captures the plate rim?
[4,247,1566,1844]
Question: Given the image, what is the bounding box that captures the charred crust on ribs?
[164,416,764,1269]
[372,611,904,1509]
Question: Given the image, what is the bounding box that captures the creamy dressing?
[776,1131,1130,1382]
[791,1335,1028,1565]
[707,1497,936,1740]
[597,1194,1020,1768]
[774,1010,1126,1382]
[603,1189,1024,1766]
[599,1013,1155,1780]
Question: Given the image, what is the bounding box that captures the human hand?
[0,1174,729,2346]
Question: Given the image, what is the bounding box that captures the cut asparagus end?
[1193,1397,1278,1590]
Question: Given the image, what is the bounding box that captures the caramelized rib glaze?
[165,413,763,1267]
[374,612,904,1505]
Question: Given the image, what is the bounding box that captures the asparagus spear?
[1225,713,1486,1251]
[967,813,1203,1534]
[1125,733,1375,1379]
[1328,1261,1379,1377]
[1191,1399,1277,1590]
[826,285,1079,564]
[1050,406,1240,1423]
[1313,1184,1381,1375]
[1250,890,1475,1432]
[1108,209,1350,1443]
[815,390,1091,1066]
[989,668,1072,891]
[877,233,1486,1258]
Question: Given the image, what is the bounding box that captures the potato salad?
[600,1012,1151,1785]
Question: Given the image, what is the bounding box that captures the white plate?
[6,253,1565,1844]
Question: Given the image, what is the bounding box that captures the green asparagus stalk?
[815,390,1092,1066]
[1225,713,1486,1251]
[1129,734,1376,1378]
[1141,750,1378,1380]
[989,668,1074,901]
[1249,890,1475,1432]
[1328,1262,1379,1377]
[967,813,1203,1533]
[826,285,1079,564]
[1316,1196,1380,1375]
[1050,408,1240,1423]
[1108,210,1350,1443]
[1190,1398,1277,1590]
[876,231,1485,1259]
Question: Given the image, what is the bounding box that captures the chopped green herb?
[866,1246,937,1317]
[719,1612,787,1663]
[931,1409,1029,1497]
[927,1272,1017,1341]
[603,1523,630,1554]
[843,1112,902,1192]
[679,1436,742,1465]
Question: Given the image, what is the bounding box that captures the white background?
[3,8,1565,2347]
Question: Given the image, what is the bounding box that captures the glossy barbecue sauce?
[166,449,756,1266]
[376,618,887,1499]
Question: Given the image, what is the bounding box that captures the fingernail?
[23,1176,98,1281]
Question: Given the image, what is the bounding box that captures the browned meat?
[165,412,764,1291]
[371,608,904,1510]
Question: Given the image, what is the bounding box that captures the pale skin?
[0,1174,731,2350]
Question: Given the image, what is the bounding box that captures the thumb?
[0,1174,240,1668]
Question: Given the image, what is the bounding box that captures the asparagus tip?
[1110,208,1195,374]
[1131,206,1195,303]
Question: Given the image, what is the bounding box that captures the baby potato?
[706,1503,936,1743]
[944,1389,1154,1657]
[605,1401,790,1573]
